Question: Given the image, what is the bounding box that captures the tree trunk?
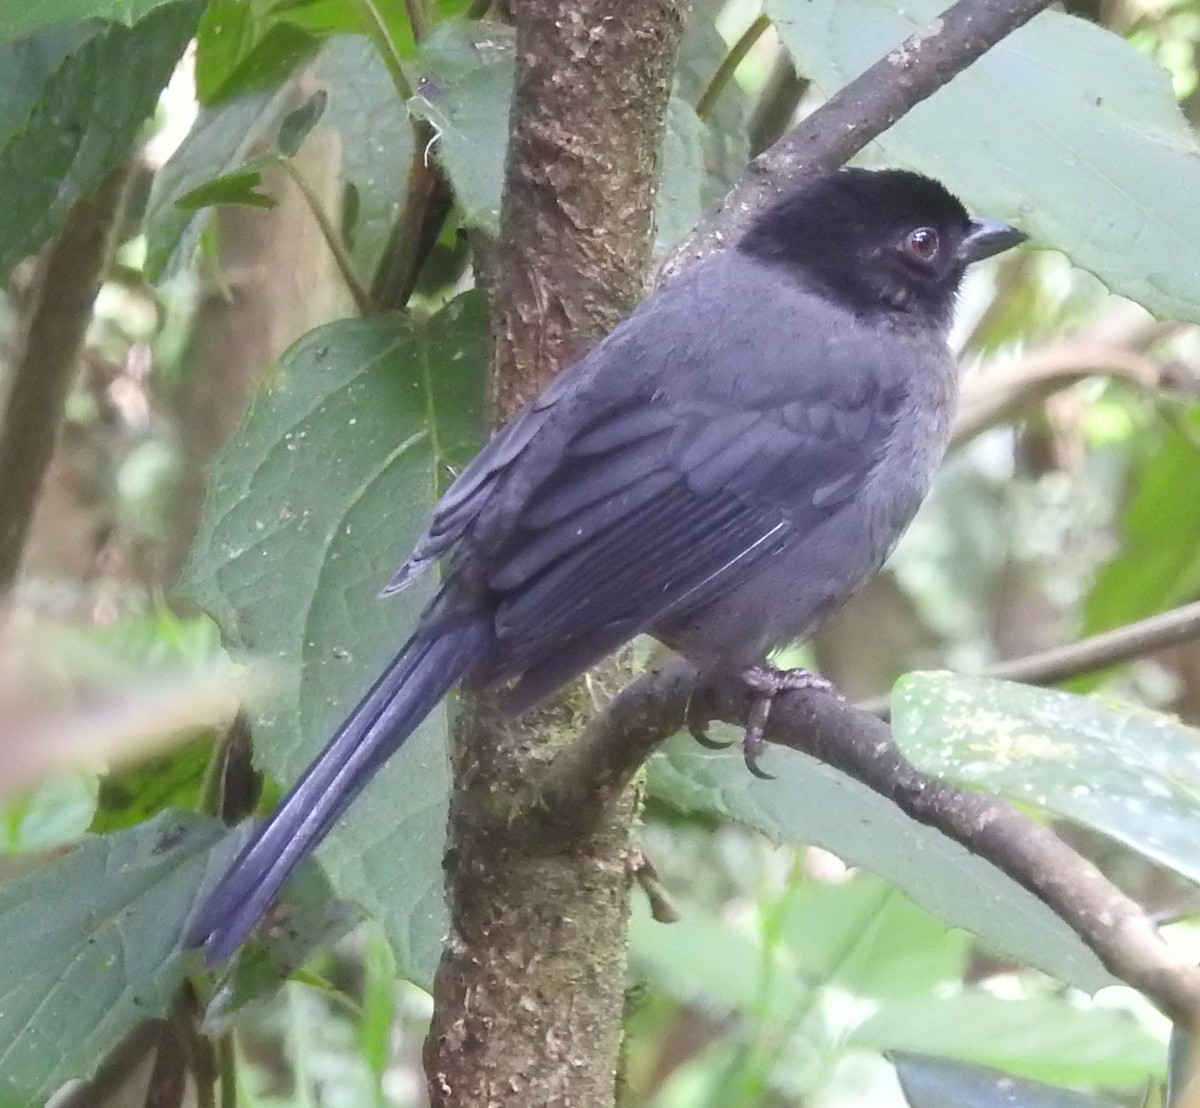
[423,4,687,1105]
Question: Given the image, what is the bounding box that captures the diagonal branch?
[535,661,1200,1027]
[661,0,1055,279]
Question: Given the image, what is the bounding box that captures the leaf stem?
[273,155,374,316]
[696,14,771,121]
[405,0,428,42]
[351,0,414,101]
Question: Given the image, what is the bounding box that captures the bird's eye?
[905,227,940,262]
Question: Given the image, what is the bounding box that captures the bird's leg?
[740,664,835,780]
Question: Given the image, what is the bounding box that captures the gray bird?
[188,167,1025,962]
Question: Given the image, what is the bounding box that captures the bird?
[187,167,1026,962]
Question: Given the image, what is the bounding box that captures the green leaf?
[859,993,1163,1087]
[195,0,320,105]
[0,0,181,40]
[894,1053,1125,1108]
[0,23,98,147]
[648,735,1114,993]
[183,293,487,985]
[144,84,295,280]
[780,874,971,1000]
[1084,410,1200,638]
[766,0,1200,324]
[0,811,241,1104]
[175,166,278,211]
[409,20,514,233]
[892,672,1200,888]
[277,88,328,156]
[311,34,414,282]
[1,772,98,853]
[657,95,708,253]
[0,1,200,282]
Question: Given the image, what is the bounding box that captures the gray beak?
[957,218,1027,264]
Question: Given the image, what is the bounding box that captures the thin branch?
[351,0,415,101]
[0,163,131,594]
[661,0,1055,280]
[696,14,771,122]
[857,599,1200,718]
[953,330,1196,446]
[537,660,1200,1027]
[273,156,374,316]
[404,0,429,43]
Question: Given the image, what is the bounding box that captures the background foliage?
[2,0,1200,1104]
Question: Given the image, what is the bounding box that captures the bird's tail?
[188,618,489,963]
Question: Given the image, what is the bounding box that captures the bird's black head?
[738,168,1025,328]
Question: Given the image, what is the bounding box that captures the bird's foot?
[686,688,732,749]
[739,664,836,780]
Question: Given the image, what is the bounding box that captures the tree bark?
[422,4,687,1105]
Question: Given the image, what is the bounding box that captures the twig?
[351,0,415,101]
[661,0,1055,280]
[857,599,1200,718]
[695,14,771,122]
[0,164,131,595]
[952,334,1194,445]
[538,660,1200,1027]
[404,0,428,43]
[273,156,374,316]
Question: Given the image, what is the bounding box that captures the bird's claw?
[686,686,732,749]
[738,664,838,779]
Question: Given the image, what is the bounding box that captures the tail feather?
[188,619,488,963]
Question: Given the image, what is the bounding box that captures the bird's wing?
[478,367,907,706]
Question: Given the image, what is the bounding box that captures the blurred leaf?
[657,95,708,253]
[278,88,328,156]
[781,874,970,1000]
[175,166,278,211]
[1,772,98,853]
[648,735,1114,993]
[0,22,98,146]
[311,34,414,282]
[409,20,514,232]
[894,1053,1125,1108]
[0,1,200,282]
[0,0,180,40]
[0,811,241,1104]
[861,994,1163,1087]
[767,0,1200,324]
[144,83,295,279]
[92,734,212,833]
[183,293,487,986]
[195,0,320,104]
[1084,409,1200,639]
[893,673,1200,887]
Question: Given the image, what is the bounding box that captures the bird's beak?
[957,218,1027,264]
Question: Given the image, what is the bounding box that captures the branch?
[538,661,1200,1027]
[856,599,1200,718]
[661,0,1054,280]
[0,164,130,594]
[953,324,1197,446]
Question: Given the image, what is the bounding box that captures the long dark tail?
[188,619,489,963]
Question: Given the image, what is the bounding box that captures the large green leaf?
[0,1,199,281]
[312,34,415,283]
[648,734,1114,993]
[0,0,181,40]
[767,0,1200,324]
[183,293,487,985]
[0,811,241,1104]
[1084,408,1200,637]
[893,672,1200,887]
